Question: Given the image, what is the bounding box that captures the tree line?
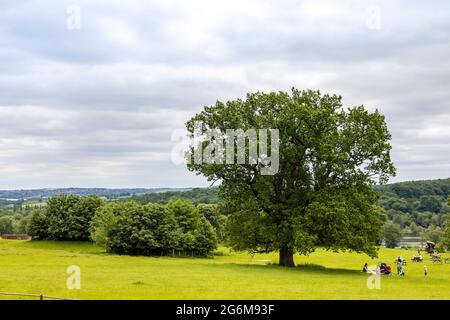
[127,179,450,245]
[2,183,449,254]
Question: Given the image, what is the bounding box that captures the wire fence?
[0,291,78,300]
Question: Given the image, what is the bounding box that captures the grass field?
[0,239,449,300]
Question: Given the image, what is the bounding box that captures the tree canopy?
[0,216,14,235]
[382,221,403,248]
[97,200,218,256]
[28,194,103,241]
[186,89,396,266]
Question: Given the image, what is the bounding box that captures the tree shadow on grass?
[21,240,103,253]
[213,262,362,276]
[294,263,362,275]
[89,251,219,260]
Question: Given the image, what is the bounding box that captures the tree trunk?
[279,246,295,267]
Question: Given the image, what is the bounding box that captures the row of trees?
[26,194,221,257]
[14,192,449,254]
[375,178,450,199]
[0,214,31,235]
[0,216,14,235]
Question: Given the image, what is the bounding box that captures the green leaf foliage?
[186,89,396,265]
[0,216,14,235]
[382,221,403,248]
[97,200,217,257]
[28,194,103,241]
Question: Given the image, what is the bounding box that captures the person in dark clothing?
[362,263,369,273]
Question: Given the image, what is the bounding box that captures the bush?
[168,199,217,255]
[197,204,227,241]
[28,194,103,241]
[193,216,218,256]
[97,200,218,257]
[0,216,14,235]
[435,242,446,253]
[28,209,50,239]
[107,203,179,255]
[13,213,32,234]
[90,202,119,246]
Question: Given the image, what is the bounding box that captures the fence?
[0,291,78,300]
[0,234,31,240]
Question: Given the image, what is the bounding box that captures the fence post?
[40,294,44,300]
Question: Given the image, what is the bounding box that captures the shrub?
[28,209,50,239]
[435,242,446,253]
[13,213,32,234]
[102,200,218,257]
[106,203,180,256]
[28,194,103,241]
[90,202,119,246]
[193,216,218,256]
[0,216,14,235]
[197,204,226,241]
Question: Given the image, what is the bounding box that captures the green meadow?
[0,239,449,300]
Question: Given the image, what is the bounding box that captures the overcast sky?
[0,0,449,189]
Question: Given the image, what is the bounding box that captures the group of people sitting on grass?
[362,250,432,277]
[362,256,406,276]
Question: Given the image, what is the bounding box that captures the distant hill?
[129,179,450,206]
[374,178,450,199]
[128,179,450,239]
[2,178,448,205]
[375,179,450,238]
[0,187,192,201]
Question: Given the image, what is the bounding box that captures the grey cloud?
[0,0,449,188]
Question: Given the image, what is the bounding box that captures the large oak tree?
[186,89,396,266]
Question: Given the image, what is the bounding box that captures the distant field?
[22,201,47,207]
[0,240,449,300]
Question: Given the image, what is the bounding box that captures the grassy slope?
[0,240,449,300]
